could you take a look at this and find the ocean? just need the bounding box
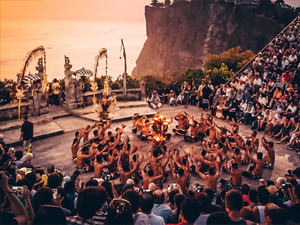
[0,19,147,82]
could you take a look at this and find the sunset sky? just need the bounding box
[0,0,150,21]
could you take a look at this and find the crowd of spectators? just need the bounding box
[2,12,300,225]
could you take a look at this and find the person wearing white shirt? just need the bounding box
[288,52,298,63]
[240,73,248,82]
[253,76,262,86]
[270,56,278,66]
[225,86,232,98]
[286,102,297,115]
[237,99,247,122]
[170,95,178,106]
[286,33,295,42]
[258,94,266,106]
[244,102,255,125]
[281,56,289,70]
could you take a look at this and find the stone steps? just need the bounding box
[3,121,63,147]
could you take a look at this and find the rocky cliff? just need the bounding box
[132,1,285,79]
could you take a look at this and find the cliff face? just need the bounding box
[132,1,285,79]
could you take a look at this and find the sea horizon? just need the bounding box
[0,18,147,82]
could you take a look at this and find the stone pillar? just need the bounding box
[64,56,84,110]
[140,80,146,101]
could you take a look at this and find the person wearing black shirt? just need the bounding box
[202,83,211,111]
[20,115,33,149]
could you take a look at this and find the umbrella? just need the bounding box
[21,73,41,88]
[74,67,93,77]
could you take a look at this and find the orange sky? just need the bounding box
[0,0,150,21]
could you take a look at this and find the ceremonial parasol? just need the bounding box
[21,73,41,88]
[73,67,93,77]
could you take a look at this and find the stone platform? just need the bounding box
[3,104,300,192]
[71,101,156,122]
[0,102,155,146]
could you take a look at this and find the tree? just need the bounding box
[204,63,234,86]
[205,46,254,72]
[143,75,166,97]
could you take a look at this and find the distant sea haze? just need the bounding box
[0,19,146,81]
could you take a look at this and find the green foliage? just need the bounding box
[112,74,140,90]
[175,68,205,85]
[205,46,254,72]
[0,79,17,104]
[205,63,235,86]
[143,75,166,97]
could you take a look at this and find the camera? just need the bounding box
[12,186,24,196]
[52,188,58,200]
[282,183,292,189]
[285,169,293,177]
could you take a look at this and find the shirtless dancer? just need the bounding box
[261,135,275,169]
[184,119,199,142]
[197,117,208,139]
[246,131,259,153]
[94,154,114,179]
[136,115,147,137]
[173,111,190,135]
[132,113,139,133]
[229,118,239,133]
[141,163,164,190]
[193,157,220,192]
[71,129,83,162]
[221,159,242,190]
[242,145,264,179]
[170,153,190,194]
[97,119,112,141]
[141,119,153,141]
[118,150,143,184]
[82,123,97,144]
[76,146,96,173]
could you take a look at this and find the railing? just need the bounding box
[225,14,300,85]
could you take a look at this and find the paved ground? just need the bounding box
[6,104,300,193]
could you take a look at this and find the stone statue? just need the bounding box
[64,55,73,76]
[103,76,109,96]
[36,57,44,76]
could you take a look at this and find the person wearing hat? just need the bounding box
[148,90,162,109]
[267,185,283,207]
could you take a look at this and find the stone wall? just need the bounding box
[0,103,30,121]
[83,89,142,106]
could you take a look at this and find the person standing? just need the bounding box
[181,81,190,108]
[52,79,60,106]
[20,115,33,150]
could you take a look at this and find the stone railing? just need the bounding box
[83,88,142,106]
[0,102,30,121]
